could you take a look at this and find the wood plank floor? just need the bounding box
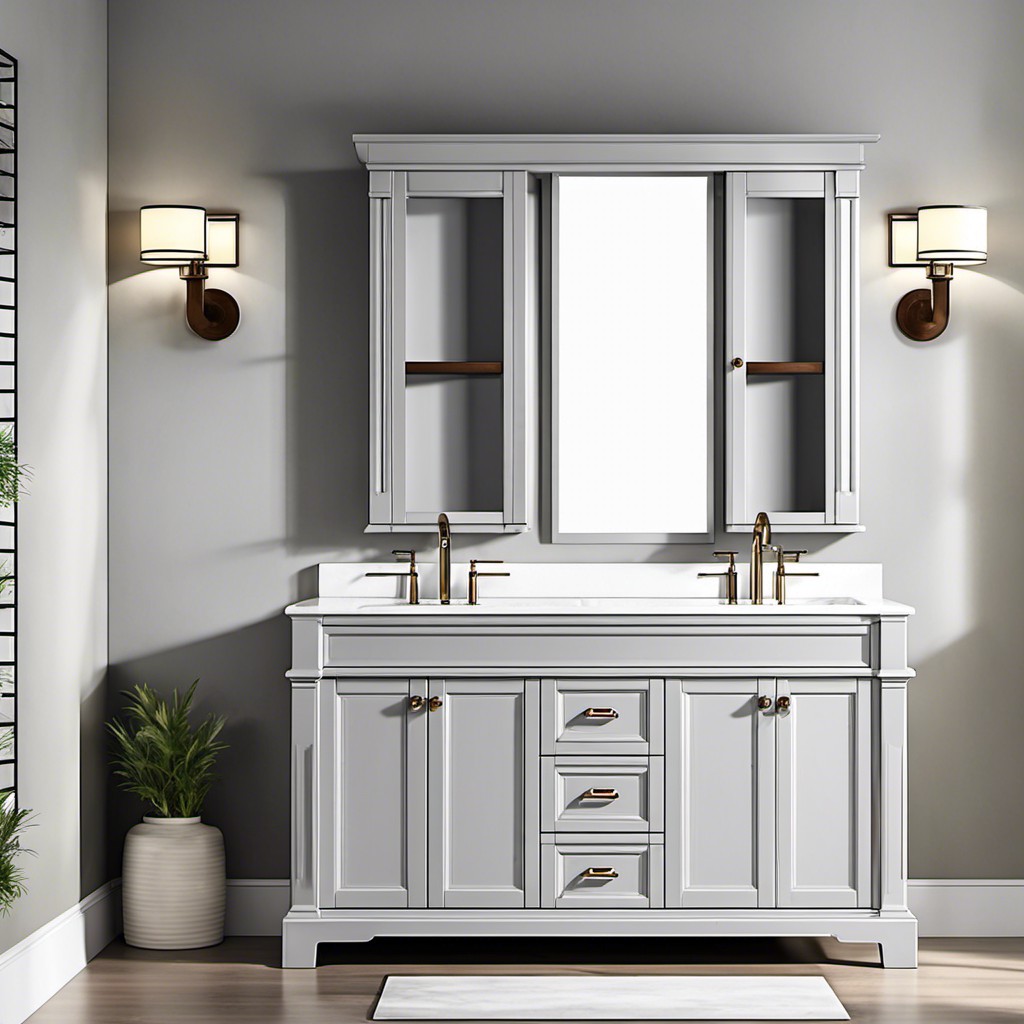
[25,935,1024,1023]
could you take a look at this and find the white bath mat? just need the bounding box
[373,975,850,1020]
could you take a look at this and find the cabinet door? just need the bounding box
[725,170,860,532]
[775,678,872,908]
[368,170,533,533]
[666,679,775,908]
[320,679,426,908]
[427,679,538,907]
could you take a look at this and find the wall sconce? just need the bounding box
[888,205,987,342]
[139,205,240,341]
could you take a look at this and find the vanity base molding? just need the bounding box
[281,909,917,970]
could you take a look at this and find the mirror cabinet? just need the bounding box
[355,135,876,538]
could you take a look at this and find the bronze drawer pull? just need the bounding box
[581,788,619,800]
[583,707,619,719]
[582,866,619,879]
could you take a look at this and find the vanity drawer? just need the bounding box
[541,835,664,908]
[542,679,663,755]
[541,757,663,832]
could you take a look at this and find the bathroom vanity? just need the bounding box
[283,563,916,968]
[283,134,917,969]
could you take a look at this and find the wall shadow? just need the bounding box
[272,168,370,554]
[105,615,292,880]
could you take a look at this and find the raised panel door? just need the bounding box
[666,679,775,908]
[322,679,426,908]
[775,678,872,908]
[427,679,538,907]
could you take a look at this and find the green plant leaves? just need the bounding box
[0,802,33,915]
[0,425,28,508]
[108,679,228,819]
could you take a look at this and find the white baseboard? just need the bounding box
[0,879,121,1024]
[909,879,1024,937]
[226,879,290,936]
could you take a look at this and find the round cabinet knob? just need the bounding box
[732,357,745,368]
[776,696,791,712]
[757,695,772,710]
[428,696,443,713]
[408,695,425,712]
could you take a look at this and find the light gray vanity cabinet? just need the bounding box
[318,677,537,911]
[288,583,916,969]
[725,171,862,533]
[665,678,872,911]
[365,169,538,533]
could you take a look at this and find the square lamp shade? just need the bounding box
[917,205,987,265]
[140,205,207,265]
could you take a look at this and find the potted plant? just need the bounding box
[0,799,32,915]
[109,680,228,949]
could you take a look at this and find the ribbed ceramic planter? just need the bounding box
[122,816,225,949]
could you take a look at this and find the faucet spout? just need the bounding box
[750,511,772,605]
[437,512,451,604]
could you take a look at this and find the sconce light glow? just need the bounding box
[888,204,987,342]
[139,205,240,341]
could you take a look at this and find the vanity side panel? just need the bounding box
[291,680,318,912]
[880,679,910,913]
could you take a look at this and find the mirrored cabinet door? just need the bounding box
[551,175,715,543]
[725,171,861,533]
[368,169,537,533]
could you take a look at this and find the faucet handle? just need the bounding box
[470,558,510,578]
[392,549,417,566]
[468,560,510,605]
[364,550,420,605]
[699,553,738,604]
[781,548,806,563]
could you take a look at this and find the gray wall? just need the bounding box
[107,0,1024,879]
[0,0,107,954]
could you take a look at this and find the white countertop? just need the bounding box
[286,562,913,618]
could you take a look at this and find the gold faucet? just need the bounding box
[437,512,451,604]
[750,511,772,604]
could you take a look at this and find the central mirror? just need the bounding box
[552,174,714,542]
